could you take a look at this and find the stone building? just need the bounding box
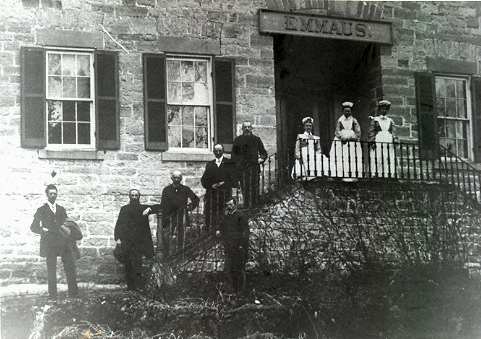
[1,0,481,285]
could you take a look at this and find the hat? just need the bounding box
[342,102,353,108]
[302,117,314,124]
[378,100,391,106]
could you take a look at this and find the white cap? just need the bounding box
[342,102,353,108]
[378,100,391,106]
[302,117,314,124]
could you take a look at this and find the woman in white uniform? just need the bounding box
[329,102,363,180]
[292,117,329,180]
[369,100,398,178]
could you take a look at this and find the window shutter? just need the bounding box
[95,51,120,150]
[415,72,438,160]
[21,47,46,148]
[471,76,481,162]
[214,58,235,152]
[143,54,167,151]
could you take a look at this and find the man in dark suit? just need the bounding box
[201,144,236,233]
[114,189,155,291]
[232,121,268,208]
[30,184,80,300]
[218,197,250,293]
[147,171,200,258]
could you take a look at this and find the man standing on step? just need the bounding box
[232,121,268,208]
[218,197,250,293]
[201,144,236,233]
[114,189,155,291]
[30,184,80,300]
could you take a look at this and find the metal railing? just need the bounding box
[158,139,481,268]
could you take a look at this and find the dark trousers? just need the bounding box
[224,248,246,293]
[239,167,260,208]
[162,211,186,257]
[204,189,230,233]
[46,248,78,299]
[124,250,143,291]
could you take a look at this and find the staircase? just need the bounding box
[159,141,481,274]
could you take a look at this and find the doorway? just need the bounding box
[274,34,382,165]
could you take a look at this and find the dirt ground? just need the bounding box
[2,266,481,339]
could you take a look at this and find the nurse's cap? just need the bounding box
[341,102,353,108]
[378,100,391,106]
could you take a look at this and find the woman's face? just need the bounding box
[304,122,313,133]
[379,106,390,116]
[343,107,352,117]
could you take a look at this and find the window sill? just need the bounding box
[38,150,105,160]
[161,151,215,162]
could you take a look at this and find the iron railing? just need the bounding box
[158,139,481,268]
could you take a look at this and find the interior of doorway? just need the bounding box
[274,34,382,162]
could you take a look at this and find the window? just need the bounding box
[143,54,235,153]
[21,47,119,150]
[435,76,472,160]
[166,57,212,150]
[416,72,481,162]
[46,51,94,148]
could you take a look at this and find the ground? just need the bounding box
[2,265,481,338]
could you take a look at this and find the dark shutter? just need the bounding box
[415,72,438,159]
[471,77,481,162]
[214,58,235,152]
[21,47,46,148]
[143,54,167,151]
[95,51,120,150]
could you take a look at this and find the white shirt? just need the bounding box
[215,156,224,167]
[47,201,57,214]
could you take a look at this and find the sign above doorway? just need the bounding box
[259,9,393,45]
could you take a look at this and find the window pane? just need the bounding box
[457,140,467,158]
[182,126,195,147]
[446,79,456,97]
[456,80,466,98]
[193,82,209,103]
[77,55,90,76]
[78,123,90,144]
[182,83,194,103]
[195,61,207,83]
[438,119,445,137]
[48,122,61,144]
[63,101,75,121]
[182,106,194,126]
[48,76,62,97]
[167,105,181,125]
[445,138,455,152]
[77,78,90,98]
[168,83,181,102]
[445,99,456,117]
[63,122,76,144]
[63,77,76,97]
[181,61,194,82]
[195,107,208,126]
[456,121,465,139]
[167,60,181,82]
[436,98,445,117]
[168,126,182,147]
[63,54,75,76]
[446,121,456,138]
[77,102,90,122]
[457,99,466,118]
[48,53,61,75]
[47,100,62,121]
[195,127,208,148]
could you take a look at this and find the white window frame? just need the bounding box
[165,54,214,153]
[435,74,474,161]
[45,48,96,151]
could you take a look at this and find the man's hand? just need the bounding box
[212,181,225,189]
[142,207,151,216]
[116,239,121,244]
[41,227,49,234]
[216,230,221,237]
[258,157,265,164]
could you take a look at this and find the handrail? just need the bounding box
[160,139,481,268]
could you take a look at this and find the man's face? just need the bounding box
[226,199,236,212]
[46,189,57,204]
[172,174,182,186]
[213,145,224,159]
[129,190,140,204]
[242,123,253,135]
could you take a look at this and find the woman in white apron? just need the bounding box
[369,100,398,178]
[328,102,363,181]
[292,117,329,180]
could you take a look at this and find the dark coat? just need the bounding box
[219,210,250,261]
[31,203,68,257]
[232,134,268,170]
[155,184,200,218]
[201,157,236,192]
[114,203,155,258]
